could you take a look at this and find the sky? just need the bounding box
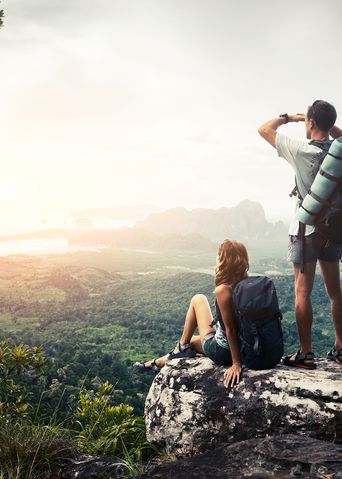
[1,0,342,233]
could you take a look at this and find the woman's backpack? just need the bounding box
[233,276,283,369]
[215,276,283,369]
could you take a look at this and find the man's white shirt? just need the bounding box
[275,132,324,236]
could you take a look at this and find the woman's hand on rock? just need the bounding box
[223,363,242,388]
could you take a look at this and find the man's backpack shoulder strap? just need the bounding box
[289,140,333,202]
[308,139,333,151]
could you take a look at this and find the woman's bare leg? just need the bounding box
[144,353,169,369]
[180,293,215,346]
[144,294,215,368]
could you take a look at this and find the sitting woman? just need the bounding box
[134,239,249,387]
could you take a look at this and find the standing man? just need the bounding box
[258,100,342,368]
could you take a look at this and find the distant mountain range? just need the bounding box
[136,200,287,242]
[0,201,287,254]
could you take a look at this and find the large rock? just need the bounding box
[138,434,342,479]
[145,356,342,455]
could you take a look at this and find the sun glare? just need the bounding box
[0,176,25,201]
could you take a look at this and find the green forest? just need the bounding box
[0,248,338,477]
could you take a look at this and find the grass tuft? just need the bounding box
[0,419,74,479]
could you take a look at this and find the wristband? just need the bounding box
[279,113,289,124]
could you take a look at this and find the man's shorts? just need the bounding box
[287,232,342,263]
[202,332,232,366]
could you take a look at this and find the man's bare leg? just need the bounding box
[291,261,317,360]
[319,260,342,350]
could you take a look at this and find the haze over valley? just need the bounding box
[0,200,288,262]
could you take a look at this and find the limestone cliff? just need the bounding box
[136,201,287,242]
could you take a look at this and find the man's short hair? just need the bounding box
[307,100,337,131]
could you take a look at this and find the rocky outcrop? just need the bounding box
[138,434,342,479]
[55,450,128,478]
[145,356,342,455]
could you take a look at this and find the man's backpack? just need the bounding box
[306,139,342,245]
[216,276,283,370]
[291,139,342,272]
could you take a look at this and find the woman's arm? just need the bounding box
[215,284,241,387]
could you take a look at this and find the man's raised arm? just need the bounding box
[258,114,305,148]
[330,125,342,139]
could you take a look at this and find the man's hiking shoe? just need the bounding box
[167,341,196,360]
[133,359,161,376]
[327,346,342,364]
[282,350,317,370]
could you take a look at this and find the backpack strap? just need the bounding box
[289,140,333,199]
[309,190,332,208]
[319,167,342,184]
[327,151,342,160]
[309,139,333,151]
[289,179,303,201]
[251,321,260,355]
[299,221,306,274]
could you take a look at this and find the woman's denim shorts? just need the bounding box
[202,333,232,366]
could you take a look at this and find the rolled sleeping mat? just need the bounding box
[296,138,342,225]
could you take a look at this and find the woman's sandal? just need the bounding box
[282,350,317,370]
[133,359,161,376]
[167,341,196,360]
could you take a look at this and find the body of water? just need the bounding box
[0,238,105,256]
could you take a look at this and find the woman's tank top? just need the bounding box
[214,301,229,350]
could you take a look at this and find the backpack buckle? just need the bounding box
[289,186,298,198]
[253,334,260,355]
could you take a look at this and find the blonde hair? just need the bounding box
[215,239,249,287]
